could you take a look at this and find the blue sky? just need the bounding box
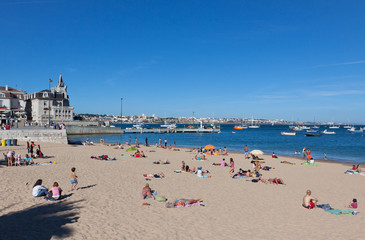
[1,1,365,123]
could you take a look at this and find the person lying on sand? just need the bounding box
[212,158,229,166]
[173,198,202,207]
[302,189,318,209]
[143,172,165,178]
[194,155,206,160]
[257,177,285,185]
[142,183,155,200]
[153,160,170,164]
[281,161,296,165]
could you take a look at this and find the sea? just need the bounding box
[68,124,365,164]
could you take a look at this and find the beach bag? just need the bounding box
[156,195,167,202]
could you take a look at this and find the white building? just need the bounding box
[24,74,74,125]
[0,85,26,125]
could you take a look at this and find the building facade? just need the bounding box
[0,86,26,125]
[24,74,74,125]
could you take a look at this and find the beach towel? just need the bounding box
[233,175,250,179]
[155,195,167,202]
[318,204,359,215]
[119,154,128,157]
[301,162,319,166]
[325,209,359,215]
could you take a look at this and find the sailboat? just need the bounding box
[248,116,260,128]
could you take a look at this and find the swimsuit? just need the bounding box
[305,202,315,209]
[70,178,78,184]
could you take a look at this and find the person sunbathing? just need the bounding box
[281,161,296,165]
[154,160,170,164]
[351,164,361,172]
[142,183,155,200]
[143,172,165,178]
[173,198,202,207]
[302,189,318,209]
[259,177,285,185]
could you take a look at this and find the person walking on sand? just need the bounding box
[302,147,306,159]
[302,189,318,209]
[244,145,249,159]
[70,167,78,191]
[145,137,148,146]
[159,138,161,147]
[164,138,167,147]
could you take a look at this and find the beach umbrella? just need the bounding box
[126,147,137,152]
[250,150,264,155]
[204,144,215,150]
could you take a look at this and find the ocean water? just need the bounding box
[68,124,365,164]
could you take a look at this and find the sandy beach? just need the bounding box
[1,141,364,240]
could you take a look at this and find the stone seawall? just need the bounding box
[0,129,68,144]
[66,125,123,135]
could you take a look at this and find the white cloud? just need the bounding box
[312,60,365,68]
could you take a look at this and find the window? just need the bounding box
[0,93,4,98]
[43,92,48,98]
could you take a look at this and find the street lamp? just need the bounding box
[48,78,52,127]
[120,98,123,129]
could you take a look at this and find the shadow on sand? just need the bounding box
[78,184,97,190]
[0,200,83,240]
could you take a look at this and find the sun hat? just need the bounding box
[198,166,202,169]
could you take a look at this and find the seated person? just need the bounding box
[302,189,318,209]
[351,164,361,172]
[272,152,278,158]
[49,182,62,200]
[142,183,155,200]
[220,158,228,167]
[348,198,358,209]
[181,161,186,171]
[196,166,211,178]
[173,198,202,207]
[24,154,34,165]
[140,151,146,158]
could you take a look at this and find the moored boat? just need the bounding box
[322,129,336,134]
[281,132,296,136]
[305,133,322,137]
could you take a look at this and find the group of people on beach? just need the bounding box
[31,167,78,200]
[4,141,44,167]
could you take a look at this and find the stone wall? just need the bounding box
[66,125,123,135]
[0,129,68,144]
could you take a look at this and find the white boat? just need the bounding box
[160,121,176,129]
[289,126,304,131]
[248,116,260,128]
[329,124,340,129]
[343,125,352,129]
[348,127,363,133]
[281,132,296,136]
[312,125,320,129]
[322,129,336,134]
[306,129,318,133]
[301,126,311,130]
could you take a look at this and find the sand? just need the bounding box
[1,141,364,240]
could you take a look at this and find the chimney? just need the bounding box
[5,85,8,91]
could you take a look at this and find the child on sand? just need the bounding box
[50,182,62,200]
[70,167,78,191]
[348,198,358,209]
